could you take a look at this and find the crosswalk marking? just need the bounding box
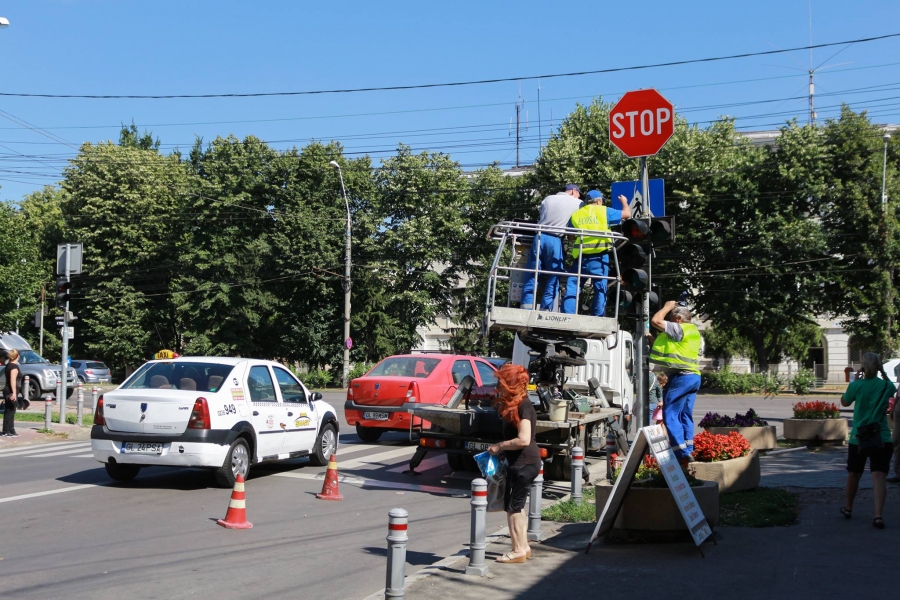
[337,446,415,470]
[72,454,96,459]
[0,442,91,458]
[0,441,81,456]
[28,446,96,458]
[333,443,382,457]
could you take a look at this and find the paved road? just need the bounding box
[0,392,841,599]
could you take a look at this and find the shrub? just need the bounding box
[698,409,768,428]
[692,431,752,462]
[790,369,816,395]
[303,369,333,389]
[759,372,786,397]
[700,368,786,395]
[348,362,373,381]
[792,401,840,419]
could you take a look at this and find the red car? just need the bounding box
[345,354,499,442]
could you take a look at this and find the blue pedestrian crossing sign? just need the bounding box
[611,179,665,218]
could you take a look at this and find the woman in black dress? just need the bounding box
[487,364,542,563]
[3,349,21,437]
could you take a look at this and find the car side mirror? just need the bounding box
[309,392,322,404]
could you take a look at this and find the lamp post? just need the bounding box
[882,133,892,212]
[329,160,352,389]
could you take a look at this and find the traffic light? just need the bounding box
[56,277,71,309]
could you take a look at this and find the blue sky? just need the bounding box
[0,0,898,201]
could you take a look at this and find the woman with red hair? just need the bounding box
[487,363,542,563]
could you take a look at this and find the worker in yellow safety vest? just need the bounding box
[650,300,702,461]
[562,190,631,316]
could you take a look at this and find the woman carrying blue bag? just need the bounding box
[487,364,541,564]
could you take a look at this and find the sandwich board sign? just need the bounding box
[587,425,712,551]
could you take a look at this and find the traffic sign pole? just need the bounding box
[641,156,651,428]
[59,244,70,423]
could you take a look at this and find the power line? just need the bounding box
[2,33,900,100]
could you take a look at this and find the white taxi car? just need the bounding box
[91,357,338,487]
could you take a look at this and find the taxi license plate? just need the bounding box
[121,442,163,454]
[363,411,390,421]
[466,441,491,452]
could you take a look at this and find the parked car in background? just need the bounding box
[71,360,112,384]
[0,331,77,403]
[344,354,499,442]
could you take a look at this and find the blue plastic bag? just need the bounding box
[474,451,499,477]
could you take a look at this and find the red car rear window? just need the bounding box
[368,357,441,378]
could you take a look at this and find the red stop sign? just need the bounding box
[608,89,674,158]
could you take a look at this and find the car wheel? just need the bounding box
[105,462,141,481]
[309,423,337,466]
[215,438,251,488]
[78,376,86,384]
[544,454,571,481]
[355,424,382,443]
[27,380,40,404]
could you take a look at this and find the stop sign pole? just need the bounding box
[608,89,675,430]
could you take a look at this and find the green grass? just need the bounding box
[719,488,800,527]
[12,411,94,426]
[541,486,597,522]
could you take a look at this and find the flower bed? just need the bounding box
[699,409,776,450]
[595,480,719,538]
[689,431,760,493]
[783,401,848,445]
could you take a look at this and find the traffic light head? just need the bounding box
[56,277,71,309]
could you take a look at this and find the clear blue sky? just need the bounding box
[0,0,898,201]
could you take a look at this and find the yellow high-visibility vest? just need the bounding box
[569,203,612,258]
[649,323,701,374]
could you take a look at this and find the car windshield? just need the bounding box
[87,362,107,369]
[18,350,50,365]
[368,357,441,378]
[122,361,235,392]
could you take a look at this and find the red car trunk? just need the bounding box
[350,377,417,407]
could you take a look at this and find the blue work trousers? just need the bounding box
[662,372,701,459]
[520,233,565,311]
[562,253,609,316]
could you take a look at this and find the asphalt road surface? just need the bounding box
[0,391,834,599]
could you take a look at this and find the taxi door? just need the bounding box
[272,366,318,455]
[246,364,289,459]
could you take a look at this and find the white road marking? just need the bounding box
[332,443,383,457]
[0,441,82,456]
[0,442,91,458]
[0,484,100,504]
[273,471,462,495]
[387,454,448,474]
[337,446,415,470]
[71,454,96,459]
[28,446,97,457]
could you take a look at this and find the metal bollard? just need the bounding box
[571,447,584,502]
[466,478,489,576]
[44,396,53,430]
[385,508,408,599]
[22,375,30,409]
[527,465,544,542]
[55,378,62,423]
[91,388,99,414]
[76,381,84,427]
[606,429,618,481]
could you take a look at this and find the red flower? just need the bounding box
[792,401,840,419]
[692,431,751,462]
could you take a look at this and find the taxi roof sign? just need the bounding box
[154,349,180,360]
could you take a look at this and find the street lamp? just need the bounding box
[882,133,892,212]
[329,160,352,389]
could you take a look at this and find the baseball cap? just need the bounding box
[585,190,604,201]
[565,184,581,193]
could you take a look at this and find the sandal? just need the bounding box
[525,548,533,559]
[839,507,852,520]
[496,551,527,564]
[873,517,885,530]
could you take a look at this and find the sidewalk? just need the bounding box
[398,448,896,599]
[0,417,91,445]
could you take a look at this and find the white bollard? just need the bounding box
[55,378,63,424]
[44,395,53,431]
[385,508,408,599]
[91,387,99,414]
[21,375,30,410]
[527,465,544,542]
[76,381,84,427]
[466,478,489,576]
[571,447,584,502]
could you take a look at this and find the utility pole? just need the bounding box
[329,161,352,389]
[515,100,522,168]
[808,70,817,124]
[60,245,71,422]
[39,286,45,356]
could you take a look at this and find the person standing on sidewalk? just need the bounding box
[520,184,583,312]
[840,352,895,529]
[2,349,21,437]
[561,190,631,316]
[649,301,701,461]
[487,364,541,564]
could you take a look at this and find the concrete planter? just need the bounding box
[705,426,777,451]
[595,480,719,536]
[688,450,760,493]
[783,418,848,445]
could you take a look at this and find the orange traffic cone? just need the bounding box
[217,474,253,529]
[316,452,344,501]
